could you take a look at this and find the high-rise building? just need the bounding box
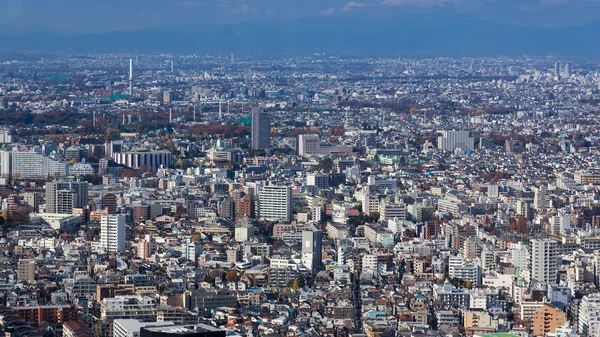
[163,91,174,104]
[579,293,600,336]
[555,61,561,78]
[251,104,270,150]
[516,199,532,220]
[451,225,476,250]
[529,238,557,285]
[236,194,254,220]
[258,185,291,221]
[565,62,573,77]
[17,258,35,283]
[22,192,40,213]
[302,229,323,271]
[298,134,320,156]
[186,196,196,220]
[100,215,126,253]
[102,193,118,213]
[46,180,89,214]
[533,184,549,211]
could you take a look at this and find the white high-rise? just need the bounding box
[100,215,126,253]
[258,185,292,221]
[529,239,557,285]
[579,293,600,336]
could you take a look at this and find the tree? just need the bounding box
[11,206,30,226]
[292,275,305,290]
[225,270,239,282]
[317,157,334,173]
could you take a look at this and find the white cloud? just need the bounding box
[341,1,369,12]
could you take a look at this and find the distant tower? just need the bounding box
[231,53,234,63]
[555,62,561,78]
[251,103,270,150]
[219,101,222,120]
[565,62,573,77]
[129,58,133,96]
[171,60,174,73]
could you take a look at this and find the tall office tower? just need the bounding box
[258,185,291,221]
[529,239,558,285]
[302,229,323,271]
[17,258,35,283]
[251,104,270,150]
[100,215,126,253]
[555,62,561,78]
[298,134,321,156]
[565,62,573,77]
[46,180,89,214]
[533,184,549,211]
[437,130,475,152]
[129,58,134,96]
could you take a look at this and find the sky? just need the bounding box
[1,0,600,33]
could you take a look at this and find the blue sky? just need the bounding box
[1,0,599,33]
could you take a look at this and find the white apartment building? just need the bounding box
[529,238,557,285]
[100,215,126,253]
[258,185,292,221]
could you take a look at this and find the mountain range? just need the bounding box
[1,16,599,57]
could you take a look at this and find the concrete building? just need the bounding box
[579,293,600,337]
[113,150,171,171]
[530,238,557,285]
[113,319,174,337]
[46,180,89,214]
[251,105,270,150]
[533,303,567,336]
[17,258,35,283]
[100,215,126,253]
[298,134,320,156]
[258,185,291,221]
[437,130,474,152]
[302,229,323,271]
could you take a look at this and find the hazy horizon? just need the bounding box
[1,0,600,34]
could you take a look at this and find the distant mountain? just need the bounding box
[1,16,600,57]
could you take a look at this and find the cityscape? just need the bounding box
[2,14,600,337]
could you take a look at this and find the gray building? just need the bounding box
[251,104,270,150]
[302,229,323,271]
[46,180,89,214]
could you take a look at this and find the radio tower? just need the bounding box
[129,58,134,96]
